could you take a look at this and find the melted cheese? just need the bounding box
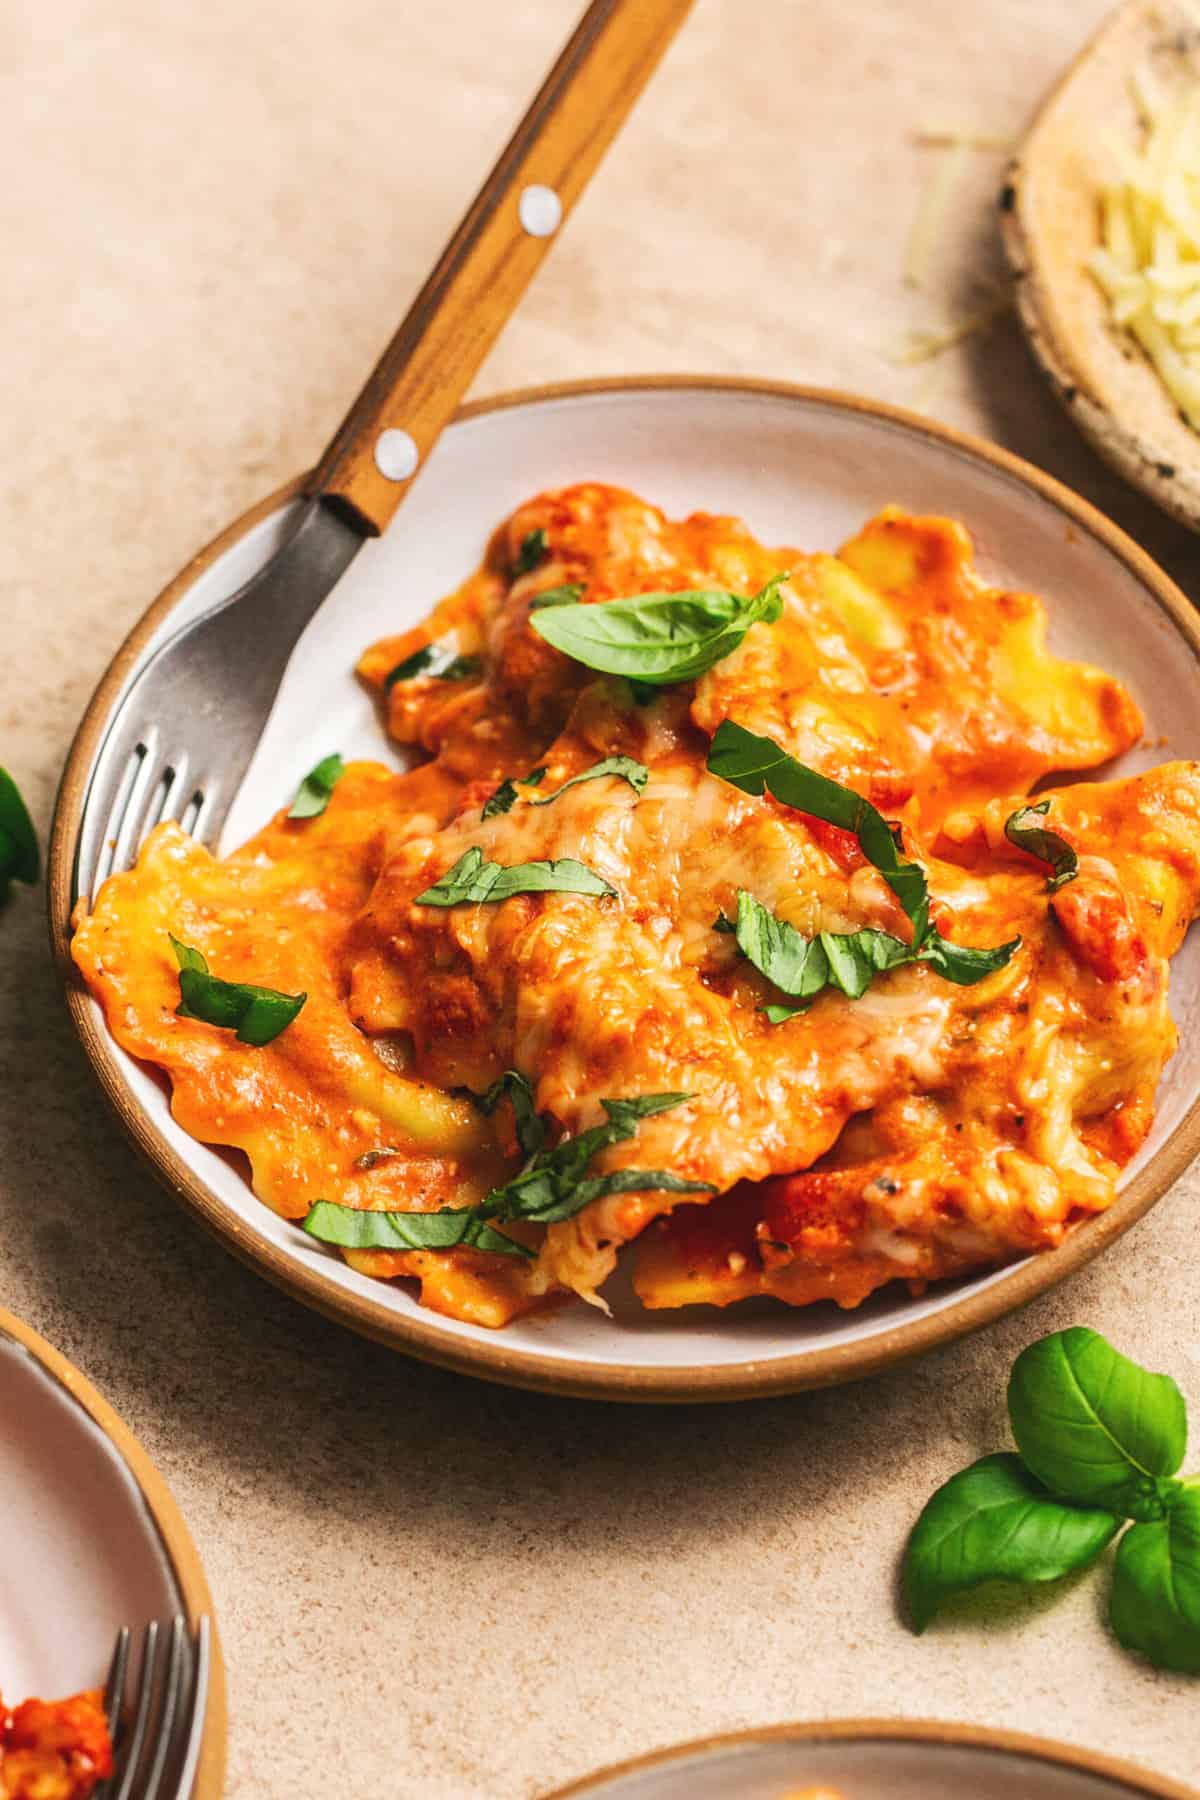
[71,485,1200,1327]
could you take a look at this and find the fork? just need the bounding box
[70,0,693,906]
[96,1616,210,1800]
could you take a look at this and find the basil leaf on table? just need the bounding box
[169,935,306,1046]
[481,767,547,820]
[384,642,482,688]
[707,719,931,936]
[415,846,616,906]
[528,583,584,611]
[478,1069,545,1159]
[528,756,648,807]
[513,527,549,576]
[1005,800,1079,891]
[0,767,39,894]
[1008,1327,1188,1518]
[903,1453,1120,1632]
[1110,1487,1200,1673]
[528,574,788,687]
[288,752,345,819]
[302,1200,533,1258]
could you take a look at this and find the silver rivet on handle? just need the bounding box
[374,428,420,482]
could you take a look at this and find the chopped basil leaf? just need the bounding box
[168,934,306,1045]
[707,719,930,936]
[529,574,788,687]
[384,642,481,688]
[628,679,659,706]
[481,766,547,820]
[529,583,584,611]
[288,752,345,819]
[478,1069,545,1158]
[708,722,1020,1000]
[713,910,736,934]
[731,890,913,1015]
[762,1001,810,1023]
[0,767,39,893]
[481,1091,711,1227]
[919,930,1022,985]
[414,845,616,906]
[302,1200,533,1258]
[513,527,549,576]
[304,1089,711,1257]
[1005,801,1079,892]
[528,756,648,807]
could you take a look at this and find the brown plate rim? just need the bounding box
[48,372,1200,1402]
[539,1716,1198,1798]
[0,1303,227,1795]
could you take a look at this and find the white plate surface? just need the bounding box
[0,1327,183,1698]
[75,384,1200,1382]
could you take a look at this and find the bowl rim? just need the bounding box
[540,1716,1198,1798]
[0,1303,227,1795]
[48,372,1200,1402]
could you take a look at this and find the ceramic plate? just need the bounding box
[544,1720,1196,1799]
[0,1306,224,1793]
[50,378,1200,1400]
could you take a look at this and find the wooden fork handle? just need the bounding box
[308,0,694,537]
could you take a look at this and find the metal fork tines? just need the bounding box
[98,1615,210,1800]
[73,499,363,906]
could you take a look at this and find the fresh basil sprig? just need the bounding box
[0,767,39,898]
[1004,801,1079,891]
[481,767,547,820]
[528,756,648,807]
[1008,1326,1187,1519]
[288,753,345,819]
[904,1327,1200,1673]
[904,1453,1120,1631]
[513,527,549,576]
[415,846,616,906]
[1111,1491,1200,1673]
[709,723,1019,1014]
[528,575,788,687]
[169,935,306,1045]
[303,1089,713,1258]
[384,642,482,688]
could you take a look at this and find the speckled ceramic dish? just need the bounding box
[1002,0,1200,529]
[543,1719,1197,1799]
[0,1305,225,1794]
[49,377,1200,1401]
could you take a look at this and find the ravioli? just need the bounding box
[72,483,1200,1327]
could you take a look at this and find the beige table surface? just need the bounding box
[3,1,1199,1794]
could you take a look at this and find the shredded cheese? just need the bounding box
[905,141,971,289]
[913,123,1014,151]
[885,290,1013,366]
[1087,66,1200,428]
